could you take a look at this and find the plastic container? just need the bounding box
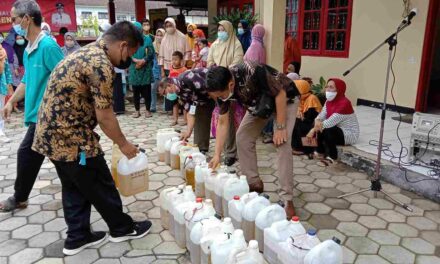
[164,136,180,165]
[233,240,265,264]
[117,152,149,197]
[278,229,320,264]
[214,169,234,216]
[111,143,122,187]
[186,199,216,248]
[242,195,270,242]
[195,162,208,197]
[304,237,343,264]
[190,216,222,264]
[159,186,178,229]
[180,146,200,177]
[255,203,286,252]
[264,216,306,264]
[184,156,197,190]
[174,198,201,248]
[222,175,249,217]
[168,185,194,236]
[200,218,235,264]
[170,141,185,170]
[205,169,217,207]
[211,229,247,264]
[157,128,179,161]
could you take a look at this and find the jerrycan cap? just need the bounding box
[307,229,317,236]
[233,195,240,200]
[196,197,203,203]
[249,240,259,249]
[332,237,341,244]
[291,216,300,222]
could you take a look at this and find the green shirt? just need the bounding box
[22,33,64,125]
[128,34,155,86]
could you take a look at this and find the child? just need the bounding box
[193,39,209,68]
[159,77,180,126]
[167,51,187,125]
[0,44,12,143]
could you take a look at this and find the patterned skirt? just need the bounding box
[211,102,246,138]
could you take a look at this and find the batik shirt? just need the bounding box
[173,67,213,111]
[218,61,299,115]
[32,40,114,162]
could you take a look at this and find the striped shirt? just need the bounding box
[317,105,360,145]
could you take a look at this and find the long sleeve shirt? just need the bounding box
[317,104,360,145]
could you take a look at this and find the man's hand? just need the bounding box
[208,154,221,170]
[273,128,288,146]
[180,130,191,141]
[119,141,139,159]
[1,102,13,120]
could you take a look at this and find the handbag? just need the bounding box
[301,136,318,147]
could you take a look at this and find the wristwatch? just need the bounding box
[275,123,286,130]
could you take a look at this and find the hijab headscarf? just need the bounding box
[153,28,165,55]
[186,23,197,50]
[61,32,80,56]
[238,19,252,54]
[208,20,243,67]
[159,18,191,69]
[295,80,322,115]
[0,44,6,73]
[243,24,266,64]
[4,27,18,63]
[13,36,27,66]
[325,78,354,118]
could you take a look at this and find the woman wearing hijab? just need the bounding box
[185,23,197,68]
[158,18,191,78]
[237,19,252,54]
[307,78,359,165]
[243,24,266,64]
[292,80,322,156]
[129,21,155,118]
[191,29,207,69]
[151,28,165,113]
[41,22,57,42]
[208,20,245,166]
[61,32,80,56]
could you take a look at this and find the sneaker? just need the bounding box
[0,196,28,212]
[109,220,152,243]
[225,157,237,166]
[63,231,108,256]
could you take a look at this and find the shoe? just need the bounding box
[63,231,108,256]
[0,196,28,212]
[284,201,296,220]
[249,179,264,194]
[225,157,236,166]
[109,220,152,243]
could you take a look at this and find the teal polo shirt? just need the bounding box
[22,33,64,126]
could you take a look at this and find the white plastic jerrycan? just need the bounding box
[186,199,216,248]
[255,203,286,252]
[214,169,234,216]
[195,161,209,197]
[170,141,185,170]
[304,237,343,264]
[204,168,217,206]
[228,196,244,229]
[180,145,200,177]
[164,136,180,165]
[117,151,149,197]
[168,185,195,236]
[222,174,249,218]
[159,186,178,229]
[174,197,201,248]
[264,216,306,264]
[201,217,235,264]
[157,128,179,162]
[278,229,320,264]
[233,240,265,264]
[211,229,247,264]
[242,194,270,242]
[190,216,222,264]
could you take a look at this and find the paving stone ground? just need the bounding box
[1,105,440,264]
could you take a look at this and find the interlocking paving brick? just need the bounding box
[300,193,325,202]
[0,217,27,231]
[337,222,368,237]
[368,198,395,209]
[388,223,419,237]
[29,194,53,205]
[44,218,67,232]
[28,211,57,224]
[377,210,406,223]
[425,211,440,225]
[64,249,99,264]
[0,231,8,243]
[412,199,440,211]
[318,188,345,198]
[304,203,331,214]
[407,217,438,231]
[349,204,377,216]
[93,259,121,264]
[330,175,353,184]
[355,255,391,264]
[34,258,64,264]
[29,232,60,248]
[12,224,42,239]
[9,248,43,264]
[13,205,41,216]
[331,209,358,222]
[99,241,131,258]
[324,198,351,209]
[342,246,357,264]
[314,179,337,188]
[308,215,339,229]
[0,239,26,256]
[358,216,387,229]
[131,234,163,250]
[379,246,415,264]
[415,255,440,264]
[42,200,63,211]
[336,183,360,193]
[342,194,368,204]
[368,230,401,245]
[421,231,440,246]
[317,229,347,244]
[346,237,379,254]
[296,183,319,193]
[401,238,436,254]
[153,241,186,255]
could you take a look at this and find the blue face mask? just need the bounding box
[237,28,244,35]
[166,93,178,101]
[218,31,228,42]
[13,24,27,37]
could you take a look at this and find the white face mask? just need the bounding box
[220,91,233,102]
[326,91,338,101]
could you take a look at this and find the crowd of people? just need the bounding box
[0,0,360,257]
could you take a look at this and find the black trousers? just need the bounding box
[317,126,345,159]
[194,102,215,152]
[14,123,45,202]
[51,155,134,247]
[133,84,152,112]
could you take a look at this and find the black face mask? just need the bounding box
[117,46,132,69]
[188,32,193,38]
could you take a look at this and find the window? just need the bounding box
[116,15,126,21]
[286,0,353,57]
[81,11,92,19]
[130,16,136,21]
[98,12,108,20]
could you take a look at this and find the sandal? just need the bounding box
[0,196,28,212]
[145,112,153,118]
[132,112,141,118]
[262,136,273,144]
[171,121,178,126]
[313,151,325,160]
[292,150,305,156]
[318,157,337,167]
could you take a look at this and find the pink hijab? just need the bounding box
[243,24,266,64]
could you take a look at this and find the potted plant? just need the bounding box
[311,76,327,105]
[211,9,259,40]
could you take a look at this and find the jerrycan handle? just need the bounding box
[126,148,146,164]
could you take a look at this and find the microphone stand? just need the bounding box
[337,20,413,212]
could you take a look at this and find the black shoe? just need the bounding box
[63,231,108,256]
[109,220,152,243]
[225,157,236,166]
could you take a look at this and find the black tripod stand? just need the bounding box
[337,19,413,212]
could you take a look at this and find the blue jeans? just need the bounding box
[151,79,159,112]
[263,117,274,135]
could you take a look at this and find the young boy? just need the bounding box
[167,51,187,125]
[195,39,209,68]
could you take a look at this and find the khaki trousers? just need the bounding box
[236,99,299,201]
